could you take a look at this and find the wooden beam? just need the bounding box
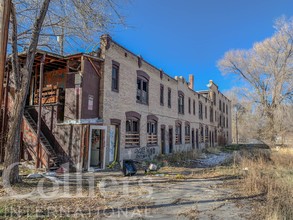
[0,0,11,114]
[87,57,101,78]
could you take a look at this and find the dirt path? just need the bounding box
[0,152,254,219]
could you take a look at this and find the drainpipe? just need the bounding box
[36,54,46,169]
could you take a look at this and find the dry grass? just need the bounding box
[237,148,293,220]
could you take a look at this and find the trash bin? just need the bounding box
[122,160,137,176]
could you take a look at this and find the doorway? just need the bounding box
[169,128,173,153]
[191,129,195,149]
[196,129,199,148]
[161,127,165,154]
[88,126,107,170]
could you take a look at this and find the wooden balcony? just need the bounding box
[34,86,64,105]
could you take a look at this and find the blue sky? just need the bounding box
[111,0,293,91]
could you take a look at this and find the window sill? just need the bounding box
[136,100,148,106]
[125,145,140,149]
[112,89,119,93]
[147,144,158,147]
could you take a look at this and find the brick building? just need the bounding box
[2,35,232,171]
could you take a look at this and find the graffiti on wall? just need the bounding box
[134,146,156,160]
[109,126,115,162]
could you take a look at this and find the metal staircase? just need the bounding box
[23,110,61,169]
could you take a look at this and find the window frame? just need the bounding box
[125,111,141,147]
[199,101,203,119]
[178,92,184,115]
[136,77,149,105]
[175,121,182,145]
[147,115,158,146]
[168,87,171,108]
[160,84,164,106]
[111,61,120,92]
[185,122,190,144]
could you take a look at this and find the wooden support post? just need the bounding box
[36,54,46,169]
[0,0,11,109]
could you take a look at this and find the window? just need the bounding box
[168,88,171,108]
[223,116,225,127]
[219,115,222,127]
[215,129,218,143]
[125,112,140,146]
[199,101,203,119]
[223,102,225,113]
[188,98,191,114]
[226,117,228,128]
[199,124,204,142]
[160,84,164,105]
[205,106,207,119]
[112,62,119,92]
[219,100,222,111]
[205,126,209,142]
[193,100,195,115]
[178,92,184,114]
[213,92,216,106]
[185,123,190,143]
[137,77,148,104]
[175,121,182,144]
[210,107,213,122]
[226,104,228,115]
[147,116,158,145]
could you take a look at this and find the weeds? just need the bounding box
[237,148,293,220]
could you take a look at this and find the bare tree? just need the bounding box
[3,0,126,184]
[218,17,293,146]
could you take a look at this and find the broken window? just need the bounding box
[137,77,148,104]
[125,118,140,146]
[205,126,209,142]
[185,123,190,144]
[147,120,158,145]
[175,122,182,144]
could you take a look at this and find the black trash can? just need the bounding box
[122,160,137,176]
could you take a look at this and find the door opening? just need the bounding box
[169,128,173,153]
[161,127,165,154]
[192,129,195,149]
[88,126,107,170]
[196,129,199,148]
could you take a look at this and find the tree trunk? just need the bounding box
[3,0,51,185]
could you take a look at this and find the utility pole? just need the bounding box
[0,0,11,107]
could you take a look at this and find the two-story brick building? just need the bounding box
[2,35,232,171]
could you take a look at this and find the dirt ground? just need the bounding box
[0,152,257,220]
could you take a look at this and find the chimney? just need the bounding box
[188,74,194,90]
